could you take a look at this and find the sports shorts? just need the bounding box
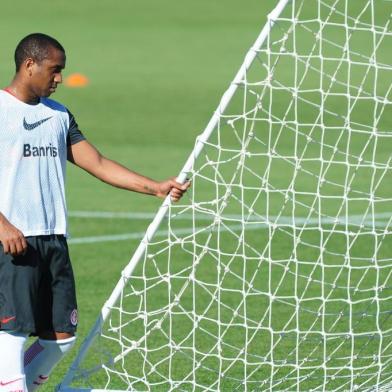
[0,235,78,335]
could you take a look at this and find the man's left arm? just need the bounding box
[68,140,189,201]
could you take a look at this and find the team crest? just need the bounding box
[70,309,78,326]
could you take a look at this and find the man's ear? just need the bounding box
[24,57,35,77]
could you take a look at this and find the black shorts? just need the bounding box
[0,235,78,335]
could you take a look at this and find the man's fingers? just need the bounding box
[170,187,185,197]
[1,235,27,256]
[170,188,186,202]
[168,180,191,202]
[8,241,17,256]
[15,237,27,256]
[156,178,191,200]
[181,181,191,191]
[178,180,191,191]
[2,241,10,255]
[15,242,23,256]
[170,180,191,192]
[21,236,28,253]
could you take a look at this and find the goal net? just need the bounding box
[60,0,392,390]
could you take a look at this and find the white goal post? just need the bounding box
[59,0,392,391]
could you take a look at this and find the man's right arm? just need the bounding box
[0,213,27,256]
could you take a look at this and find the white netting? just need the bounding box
[62,0,392,391]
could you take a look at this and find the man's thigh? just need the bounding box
[0,236,78,335]
[35,235,78,335]
[0,237,41,333]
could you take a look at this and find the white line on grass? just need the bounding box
[69,211,156,219]
[68,223,253,245]
[69,210,392,221]
[68,211,392,245]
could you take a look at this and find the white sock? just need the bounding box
[24,336,76,391]
[0,331,27,392]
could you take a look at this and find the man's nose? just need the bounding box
[54,72,63,84]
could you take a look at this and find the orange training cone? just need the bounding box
[64,73,89,88]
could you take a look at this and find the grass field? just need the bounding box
[1,1,392,391]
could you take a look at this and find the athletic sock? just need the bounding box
[24,336,76,391]
[0,331,27,392]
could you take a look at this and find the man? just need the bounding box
[0,33,189,392]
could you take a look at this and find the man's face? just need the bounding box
[28,47,66,98]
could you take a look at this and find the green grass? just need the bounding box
[1,0,392,391]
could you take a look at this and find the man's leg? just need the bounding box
[24,332,76,391]
[0,331,27,392]
[0,238,41,392]
[24,235,78,390]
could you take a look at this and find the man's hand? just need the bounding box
[156,179,190,202]
[0,216,27,256]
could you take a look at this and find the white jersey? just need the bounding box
[0,90,85,236]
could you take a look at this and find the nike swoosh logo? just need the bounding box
[33,375,49,386]
[23,116,53,130]
[0,378,22,386]
[0,316,15,324]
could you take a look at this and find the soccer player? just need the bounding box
[0,33,189,392]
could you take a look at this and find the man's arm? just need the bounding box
[0,213,27,256]
[68,140,189,201]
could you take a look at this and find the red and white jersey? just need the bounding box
[0,89,85,236]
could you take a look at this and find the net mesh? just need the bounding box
[65,0,392,390]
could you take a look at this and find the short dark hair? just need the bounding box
[14,33,65,72]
